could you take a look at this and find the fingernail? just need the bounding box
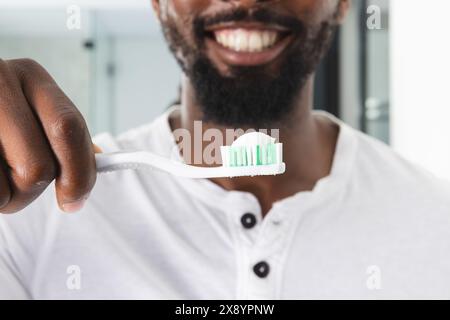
[62,196,88,213]
[93,144,103,153]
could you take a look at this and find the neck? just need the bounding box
[169,73,339,216]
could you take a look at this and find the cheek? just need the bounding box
[166,0,211,37]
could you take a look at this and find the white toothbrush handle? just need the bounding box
[95,151,285,179]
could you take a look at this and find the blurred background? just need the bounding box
[0,0,449,180]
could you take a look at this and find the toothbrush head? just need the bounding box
[96,132,285,178]
[220,132,285,176]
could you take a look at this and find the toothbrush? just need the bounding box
[95,132,285,178]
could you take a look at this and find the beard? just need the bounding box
[162,7,338,128]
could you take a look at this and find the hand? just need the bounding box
[0,58,98,213]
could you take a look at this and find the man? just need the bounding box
[1,0,450,299]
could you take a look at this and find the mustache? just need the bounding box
[194,7,305,37]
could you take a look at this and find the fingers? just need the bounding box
[8,59,97,213]
[0,59,57,213]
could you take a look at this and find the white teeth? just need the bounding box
[262,31,271,48]
[269,32,277,45]
[249,32,263,52]
[214,29,279,52]
[217,32,226,45]
[235,30,248,52]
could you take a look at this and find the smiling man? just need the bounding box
[1,0,450,300]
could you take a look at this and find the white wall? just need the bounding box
[391,0,450,180]
[112,35,180,134]
[0,6,180,136]
[0,37,91,118]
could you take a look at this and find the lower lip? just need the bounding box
[205,34,294,67]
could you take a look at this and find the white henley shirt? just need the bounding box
[1,107,450,299]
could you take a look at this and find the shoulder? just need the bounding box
[346,125,450,210]
[93,108,175,157]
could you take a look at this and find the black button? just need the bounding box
[253,261,270,278]
[241,213,257,229]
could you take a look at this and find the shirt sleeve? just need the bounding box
[0,184,55,300]
[0,227,29,299]
[0,132,118,300]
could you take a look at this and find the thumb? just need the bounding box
[93,143,103,154]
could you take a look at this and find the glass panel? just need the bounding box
[363,0,390,143]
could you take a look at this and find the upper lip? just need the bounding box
[205,21,290,33]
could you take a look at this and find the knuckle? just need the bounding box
[7,58,41,80]
[14,160,56,190]
[0,61,16,92]
[49,110,86,143]
[8,58,40,70]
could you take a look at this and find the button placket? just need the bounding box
[224,192,264,299]
[247,255,276,299]
[231,194,263,245]
[225,193,297,299]
[241,212,257,229]
[245,207,294,299]
[253,261,270,278]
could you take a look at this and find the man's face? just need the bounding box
[153,0,348,127]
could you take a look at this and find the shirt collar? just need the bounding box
[156,106,358,212]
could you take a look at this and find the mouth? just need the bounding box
[204,23,294,67]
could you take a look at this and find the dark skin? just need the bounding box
[156,0,349,215]
[0,0,349,215]
[173,76,339,215]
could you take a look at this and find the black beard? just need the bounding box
[162,8,337,128]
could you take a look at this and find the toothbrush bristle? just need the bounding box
[220,143,283,168]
